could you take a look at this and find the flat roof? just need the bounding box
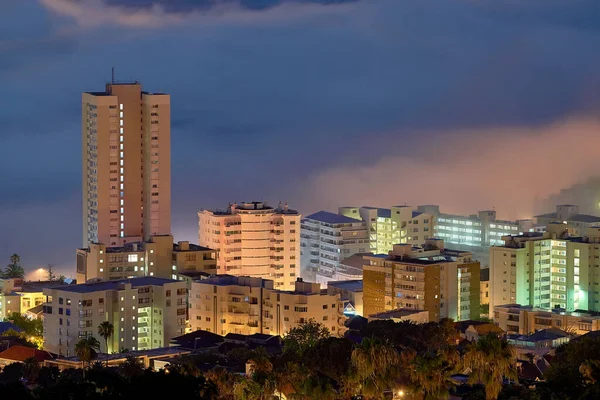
[173,243,214,252]
[49,277,180,294]
[305,211,360,225]
[51,346,188,363]
[370,308,426,319]
[328,280,363,292]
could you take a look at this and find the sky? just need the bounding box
[2,0,600,277]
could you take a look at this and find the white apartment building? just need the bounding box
[339,206,435,253]
[198,202,300,291]
[300,211,369,287]
[76,234,217,283]
[190,276,346,337]
[43,277,186,356]
[82,80,171,248]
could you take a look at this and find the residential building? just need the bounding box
[76,235,217,283]
[0,346,53,369]
[507,328,573,357]
[198,202,300,291]
[82,79,170,248]
[327,280,363,316]
[480,268,490,317]
[489,223,600,313]
[0,279,22,319]
[300,211,369,287]
[339,206,435,253]
[189,276,346,337]
[535,204,600,236]
[43,277,187,356]
[367,309,430,324]
[493,303,600,335]
[455,320,504,341]
[417,205,534,267]
[363,239,480,321]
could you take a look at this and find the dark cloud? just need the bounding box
[1,0,600,274]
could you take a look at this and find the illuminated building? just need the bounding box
[327,280,363,316]
[300,211,369,287]
[339,206,435,253]
[362,239,480,321]
[82,80,171,248]
[189,276,346,337]
[489,223,600,313]
[198,202,300,291]
[43,277,187,356]
[0,279,22,319]
[76,235,217,283]
[535,204,600,236]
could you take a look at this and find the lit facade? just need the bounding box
[489,223,600,313]
[300,211,369,287]
[82,81,170,248]
[198,202,300,291]
[0,279,22,319]
[189,276,346,337]
[43,277,186,356]
[76,234,217,283]
[363,240,480,321]
[339,206,435,253]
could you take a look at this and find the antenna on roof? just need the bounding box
[112,67,115,84]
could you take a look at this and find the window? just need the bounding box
[128,254,138,262]
[166,290,171,297]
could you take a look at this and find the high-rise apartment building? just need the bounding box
[198,202,300,291]
[363,240,480,321]
[300,211,370,287]
[189,276,346,337]
[82,80,170,248]
[489,223,600,313]
[339,206,435,253]
[43,277,186,356]
[536,204,600,236]
[76,234,217,283]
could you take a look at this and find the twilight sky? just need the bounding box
[3,0,600,276]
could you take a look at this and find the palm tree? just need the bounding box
[350,338,400,399]
[4,254,25,279]
[22,357,41,384]
[463,334,517,400]
[409,349,458,400]
[119,355,144,380]
[74,336,101,379]
[97,321,114,365]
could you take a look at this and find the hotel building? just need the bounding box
[189,276,346,337]
[489,223,600,313]
[339,206,435,253]
[300,211,369,287]
[43,277,186,356]
[198,202,300,291]
[76,234,217,283]
[82,80,170,248]
[363,239,480,321]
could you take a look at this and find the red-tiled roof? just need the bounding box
[0,345,52,362]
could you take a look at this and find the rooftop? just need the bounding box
[19,281,71,293]
[173,242,214,252]
[305,211,361,225]
[535,212,600,223]
[340,253,372,270]
[369,308,427,319]
[509,327,572,343]
[207,201,299,216]
[51,347,188,363]
[0,345,53,362]
[47,277,180,294]
[0,322,23,336]
[328,280,363,293]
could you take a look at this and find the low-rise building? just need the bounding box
[0,279,22,319]
[0,345,53,369]
[480,268,490,317]
[43,277,187,356]
[190,276,346,337]
[367,309,429,324]
[536,204,600,237]
[327,280,363,316]
[493,303,600,335]
[76,235,217,283]
[507,328,573,357]
[363,239,480,321]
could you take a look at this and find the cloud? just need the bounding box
[38,0,359,27]
[295,118,600,221]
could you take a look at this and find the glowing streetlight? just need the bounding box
[38,268,45,281]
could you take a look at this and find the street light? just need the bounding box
[38,268,45,281]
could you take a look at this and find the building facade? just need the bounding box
[43,277,186,356]
[0,279,22,319]
[300,211,369,287]
[76,235,217,283]
[82,80,171,248]
[493,304,600,335]
[536,204,600,236]
[198,202,300,291]
[327,280,363,317]
[189,276,346,337]
[489,223,600,313]
[363,240,480,321]
[339,206,435,253]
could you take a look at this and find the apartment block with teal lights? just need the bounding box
[490,223,600,313]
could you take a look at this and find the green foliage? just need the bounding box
[283,318,330,356]
[4,311,43,337]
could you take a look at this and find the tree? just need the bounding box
[349,338,401,399]
[3,254,24,279]
[283,319,330,356]
[22,357,41,384]
[206,366,239,400]
[74,336,101,378]
[409,348,458,400]
[119,355,144,380]
[47,264,56,281]
[463,334,517,400]
[97,321,114,365]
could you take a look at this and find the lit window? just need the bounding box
[99,259,104,263]
[120,152,124,158]
[121,317,124,322]
[121,297,124,301]
[120,184,124,190]
[120,127,124,134]
[172,265,176,271]
[150,250,154,254]
[100,268,103,272]
[150,262,154,266]
[99,250,103,254]
[120,200,124,206]
[134,266,139,272]
[120,231,124,237]
[121,307,124,311]
[120,120,123,126]
[172,274,177,279]
[120,136,123,142]
[121,223,124,229]
[120,207,124,213]
[119,104,123,110]
[120,112,123,118]
[128,254,138,262]
[150,272,154,276]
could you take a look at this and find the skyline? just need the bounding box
[3,0,600,274]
